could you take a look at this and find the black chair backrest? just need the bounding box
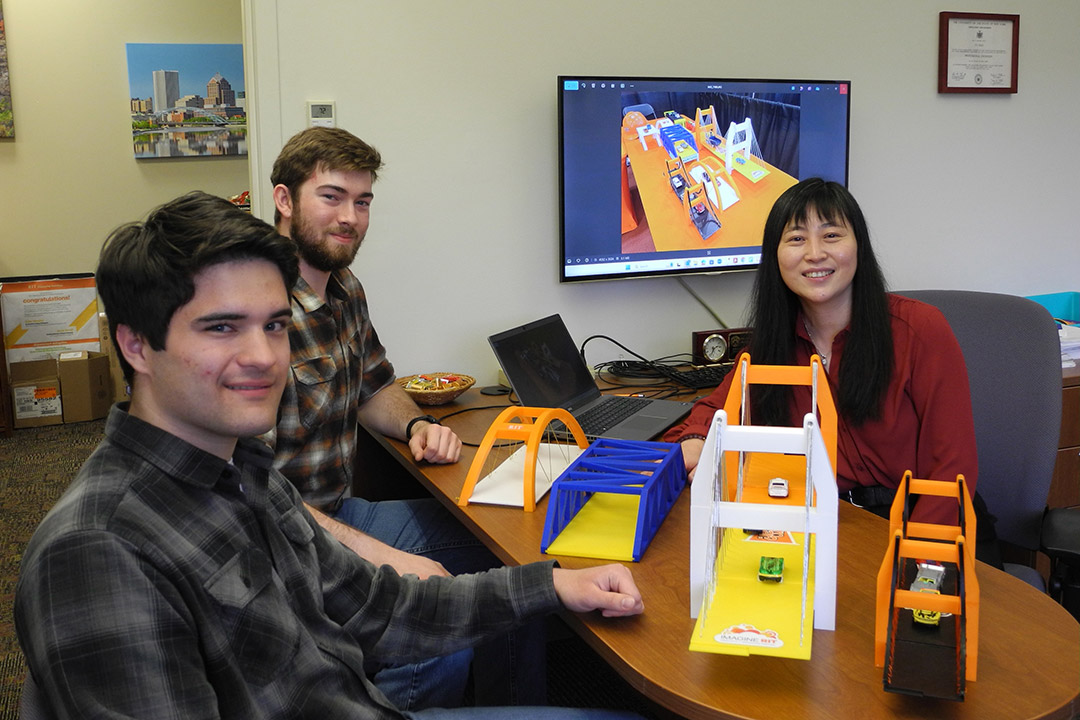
[899,290,1061,551]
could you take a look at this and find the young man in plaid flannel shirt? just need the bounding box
[266,127,544,708]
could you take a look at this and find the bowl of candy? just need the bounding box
[397,372,476,406]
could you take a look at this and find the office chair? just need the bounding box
[1042,504,1080,618]
[621,103,655,119]
[899,290,1060,590]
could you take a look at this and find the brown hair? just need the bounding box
[98,191,299,382]
[270,127,384,224]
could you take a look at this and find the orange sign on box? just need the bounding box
[9,358,63,428]
[1,276,100,366]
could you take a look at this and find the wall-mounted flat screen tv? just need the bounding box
[559,76,851,283]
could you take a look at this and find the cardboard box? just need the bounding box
[9,351,113,428]
[10,358,63,428]
[57,351,112,423]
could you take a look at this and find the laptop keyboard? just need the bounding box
[655,363,730,389]
[575,396,650,435]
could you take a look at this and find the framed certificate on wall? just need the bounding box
[938,12,1019,94]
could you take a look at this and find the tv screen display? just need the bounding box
[559,76,851,283]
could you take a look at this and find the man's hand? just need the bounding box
[680,437,705,483]
[356,384,463,464]
[408,421,462,464]
[552,564,644,618]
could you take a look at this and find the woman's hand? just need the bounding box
[681,438,705,483]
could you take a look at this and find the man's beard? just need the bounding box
[291,202,362,273]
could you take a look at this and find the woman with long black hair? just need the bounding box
[665,178,990,540]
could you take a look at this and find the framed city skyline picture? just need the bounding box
[125,43,246,159]
[0,0,13,138]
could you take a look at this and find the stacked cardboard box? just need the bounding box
[2,277,119,428]
[9,359,63,428]
[9,351,112,428]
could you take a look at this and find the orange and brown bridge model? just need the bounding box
[875,471,980,702]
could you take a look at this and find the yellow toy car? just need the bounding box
[911,562,946,626]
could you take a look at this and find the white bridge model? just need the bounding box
[689,356,838,637]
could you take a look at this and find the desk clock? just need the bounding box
[691,328,752,365]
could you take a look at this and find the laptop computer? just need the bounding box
[488,314,693,441]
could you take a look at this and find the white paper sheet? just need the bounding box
[468,443,585,507]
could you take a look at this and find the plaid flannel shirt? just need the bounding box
[266,269,395,510]
[16,406,559,719]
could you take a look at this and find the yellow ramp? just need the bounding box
[690,526,816,660]
[544,493,639,562]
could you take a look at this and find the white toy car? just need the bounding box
[767,477,789,498]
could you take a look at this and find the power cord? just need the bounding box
[676,276,729,329]
[579,334,695,377]
[579,334,730,392]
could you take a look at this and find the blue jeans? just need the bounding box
[333,497,547,708]
[406,709,643,719]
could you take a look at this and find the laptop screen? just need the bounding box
[489,314,598,408]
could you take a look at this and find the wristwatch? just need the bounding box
[405,414,441,440]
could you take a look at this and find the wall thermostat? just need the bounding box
[307,101,336,128]
[691,328,753,365]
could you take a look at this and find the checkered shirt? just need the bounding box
[265,269,395,511]
[15,406,559,718]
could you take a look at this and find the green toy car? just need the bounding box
[758,556,784,583]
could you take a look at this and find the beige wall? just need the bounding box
[246,0,1080,377]
[0,0,248,278]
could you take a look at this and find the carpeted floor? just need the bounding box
[0,417,665,718]
[0,417,107,718]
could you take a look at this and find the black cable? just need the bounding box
[436,404,514,422]
[580,334,706,385]
[579,333,650,365]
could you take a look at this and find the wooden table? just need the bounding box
[362,390,1080,720]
